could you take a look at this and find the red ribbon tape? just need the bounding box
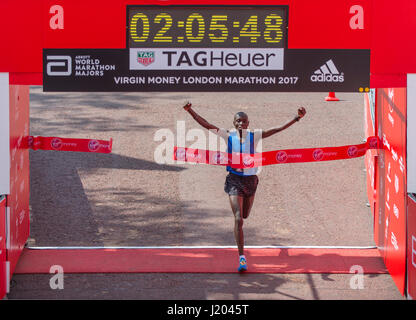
[174,136,380,168]
[28,136,113,153]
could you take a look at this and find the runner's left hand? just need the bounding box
[183,101,192,111]
[298,107,306,118]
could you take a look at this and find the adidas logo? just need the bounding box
[310,59,344,83]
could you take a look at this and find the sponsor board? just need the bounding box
[129,48,284,70]
[43,49,370,92]
[7,85,30,280]
[373,88,407,295]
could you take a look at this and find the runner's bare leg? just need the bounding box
[229,195,245,256]
[243,195,255,219]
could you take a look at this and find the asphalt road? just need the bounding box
[6,88,404,300]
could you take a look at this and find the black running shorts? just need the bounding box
[224,173,259,197]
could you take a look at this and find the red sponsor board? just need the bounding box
[370,0,416,84]
[407,194,416,299]
[0,196,6,299]
[374,88,407,295]
[7,85,30,278]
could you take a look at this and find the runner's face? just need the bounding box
[233,114,249,130]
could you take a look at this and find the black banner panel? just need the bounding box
[42,5,370,92]
[43,48,370,92]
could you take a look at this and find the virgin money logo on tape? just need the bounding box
[212,152,226,164]
[276,151,288,163]
[368,136,378,149]
[313,149,324,161]
[311,59,344,83]
[242,155,254,168]
[88,139,100,152]
[187,151,203,162]
[50,138,62,150]
[175,148,186,161]
[347,146,358,157]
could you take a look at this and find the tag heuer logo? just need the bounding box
[137,51,155,66]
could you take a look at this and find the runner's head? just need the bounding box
[233,112,249,130]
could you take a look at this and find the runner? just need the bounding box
[183,102,306,272]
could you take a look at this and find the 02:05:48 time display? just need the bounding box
[129,12,284,45]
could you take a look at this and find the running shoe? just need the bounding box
[238,257,247,272]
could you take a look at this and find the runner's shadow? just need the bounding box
[28,149,186,246]
[31,149,186,171]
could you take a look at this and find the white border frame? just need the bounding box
[0,73,10,195]
[408,74,416,193]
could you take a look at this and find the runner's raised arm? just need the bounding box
[262,107,306,139]
[183,102,220,131]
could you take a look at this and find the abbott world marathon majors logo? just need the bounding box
[46,55,116,77]
[311,59,344,83]
[46,56,72,76]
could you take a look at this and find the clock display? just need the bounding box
[127,6,288,48]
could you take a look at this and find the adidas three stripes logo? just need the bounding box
[310,59,345,83]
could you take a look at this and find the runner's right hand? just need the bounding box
[298,107,306,118]
[183,102,192,111]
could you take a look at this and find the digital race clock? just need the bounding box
[127,6,288,48]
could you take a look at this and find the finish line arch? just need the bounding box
[1,0,415,299]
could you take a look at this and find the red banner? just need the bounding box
[174,136,379,168]
[3,0,416,88]
[7,85,30,281]
[373,88,407,295]
[28,136,113,153]
[1,0,372,74]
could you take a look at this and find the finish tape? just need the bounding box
[174,136,379,168]
[28,136,112,153]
